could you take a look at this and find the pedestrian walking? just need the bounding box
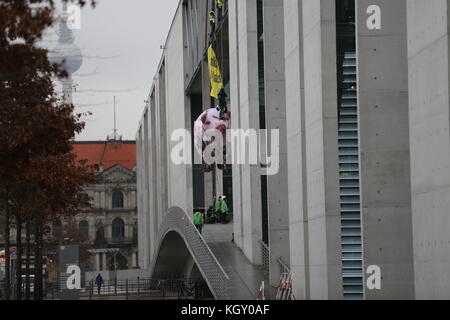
[95,273,104,295]
[194,211,205,235]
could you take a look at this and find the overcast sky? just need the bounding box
[47,0,180,141]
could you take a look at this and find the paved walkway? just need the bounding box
[202,222,275,300]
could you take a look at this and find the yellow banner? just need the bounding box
[207,45,223,99]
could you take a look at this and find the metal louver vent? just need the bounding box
[339,51,364,300]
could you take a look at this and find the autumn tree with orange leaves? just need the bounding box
[0,0,95,300]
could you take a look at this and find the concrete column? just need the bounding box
[159,63,169,217]
[142,119,151,270]
[183,88,194,217]
[143,106,152,270]
[94,192,100,209]
[302,0,343,300]
[201,61,215,207]
[202,60,212,109]
[95,253,100,272]
[132,252,137,268]
[149,93,158,263]
[407,0,450,299]
[262,0,291,287]
[130,190,136,208]
[284,0,309,300]
[102,253,107,271]
[229,0,263,265]
[155,78,164,225]
[216,169,223,198]
[89,218,96,241]
[100,191,105,210]
[357,0,415,299]
[137,126,145,269]
[204,172,214,209]
[165,8,193,214]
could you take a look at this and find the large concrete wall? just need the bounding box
[166,6,193,214]
[302,0,343,300]
[229,0,263,265]
[356,0,415,299]
[407,0,450,299]
[137,3,193,271]
[284,0,310,300]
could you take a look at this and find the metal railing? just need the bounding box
[82,278,209,300]
[277,257,290,275]
[105,237,136,245]
[151,207,230,300]
[259,240,270,275]
[39,278,210,300]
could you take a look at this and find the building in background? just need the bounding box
[137,0,450,300]
[72,138,138,273]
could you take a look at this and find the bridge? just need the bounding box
[149,207,273,300]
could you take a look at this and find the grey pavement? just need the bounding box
[202,221,275,300]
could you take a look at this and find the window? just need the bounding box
[112,218,125,241]
[79,220,89,241]
[112,190,124,208]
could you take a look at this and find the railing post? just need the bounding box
[126,280,128,300]
[137,277,140,294]
[162,280,166,300]
[114,278,117,295]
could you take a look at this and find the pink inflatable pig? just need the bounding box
[194,107,231,172]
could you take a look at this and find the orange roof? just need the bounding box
[72,141,136,170]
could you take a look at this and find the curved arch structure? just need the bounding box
[150,207,230,300]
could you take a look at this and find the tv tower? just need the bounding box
[49,3,83,104]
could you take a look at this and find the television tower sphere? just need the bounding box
[49,42,83,74]
[49,17,83,75]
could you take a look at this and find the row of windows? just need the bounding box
[82,190,126,209]
[90,218,126,241]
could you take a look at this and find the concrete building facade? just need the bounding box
[137,0,450,300]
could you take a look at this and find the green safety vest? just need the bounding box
[216,0,223,8]
[194,212,204,225]
[220,199,229,214]
[215,199,221,211]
